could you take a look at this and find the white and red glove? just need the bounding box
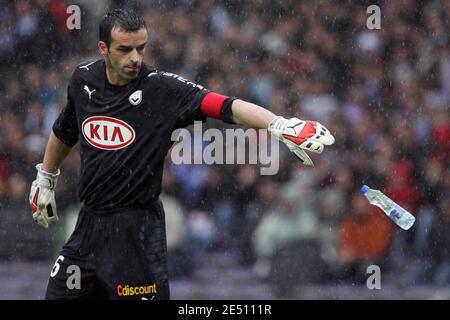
[268,116,335,166]
[29,163,60,228]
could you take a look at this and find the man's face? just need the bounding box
[99,26,148,83]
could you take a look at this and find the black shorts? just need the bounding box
[45,200,170,300]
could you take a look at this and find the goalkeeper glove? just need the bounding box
[29,163,60,228]
[268,116,335,166]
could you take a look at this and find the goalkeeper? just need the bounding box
[29,8,335,300]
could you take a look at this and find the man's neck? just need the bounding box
[106,67,130,87]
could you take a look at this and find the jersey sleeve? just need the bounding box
[52,77,79,147]
[159,72,209,129]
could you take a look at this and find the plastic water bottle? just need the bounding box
[360,185,416,230]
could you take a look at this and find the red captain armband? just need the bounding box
[200,92,236,124]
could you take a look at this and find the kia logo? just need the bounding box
[82,116,135,150]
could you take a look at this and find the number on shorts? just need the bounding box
[50,255,65,277]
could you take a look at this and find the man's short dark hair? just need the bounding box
[99,9,147,47]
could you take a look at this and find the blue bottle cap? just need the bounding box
[360,185,370,194]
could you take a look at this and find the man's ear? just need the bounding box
[98,41,108,56]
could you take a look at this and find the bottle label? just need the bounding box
[389,209,402,220]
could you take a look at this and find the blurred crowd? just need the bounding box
[0,0,449,291]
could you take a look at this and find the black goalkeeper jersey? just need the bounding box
[53,59,208,214]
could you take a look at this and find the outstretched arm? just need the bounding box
[226,98,335,166]
[230,99,277,129]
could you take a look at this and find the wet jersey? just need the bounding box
[53,59,208,213]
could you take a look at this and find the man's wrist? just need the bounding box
[38,163,61,177]
[35,164,59,191]
[268,116,288,139]
[36,163,60,180]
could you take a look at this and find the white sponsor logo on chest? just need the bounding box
[82,116,135,150]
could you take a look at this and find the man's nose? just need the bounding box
[130,49,140,64]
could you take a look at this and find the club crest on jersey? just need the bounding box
[129,90,142,106]
[82,116,135,150]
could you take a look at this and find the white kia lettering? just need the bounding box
[82,116,135,150]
